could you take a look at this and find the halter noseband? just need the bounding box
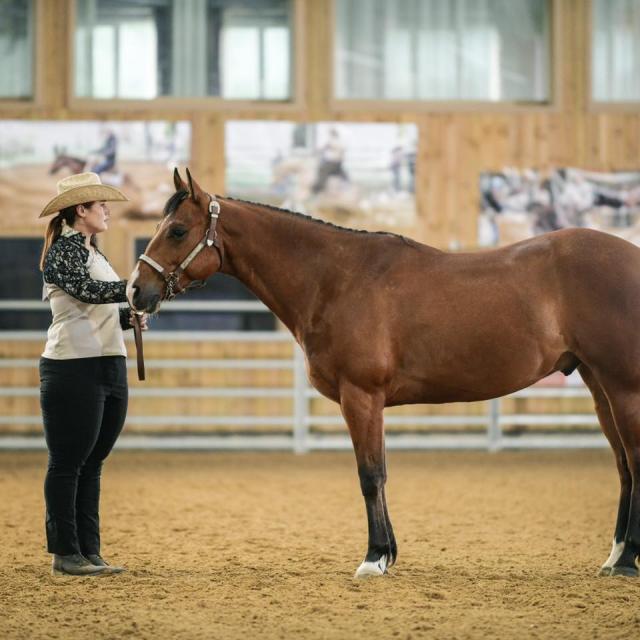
[137,194,223,300]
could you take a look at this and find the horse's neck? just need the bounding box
[220,201,350,338]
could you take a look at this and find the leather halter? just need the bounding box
[131,193,222,381]
[137,194,223,301]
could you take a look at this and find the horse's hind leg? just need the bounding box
[579,365,632,575]
[340,382,396,578]
[593,374,640,576]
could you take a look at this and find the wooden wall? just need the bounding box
[2,0,632,434]
[1,0,639,275]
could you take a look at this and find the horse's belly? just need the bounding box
[387,332,566,405]
[387,377,536,405]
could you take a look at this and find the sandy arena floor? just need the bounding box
[1,449,639,640]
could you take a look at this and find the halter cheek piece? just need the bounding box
[137,194,223,300]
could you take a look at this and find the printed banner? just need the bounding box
[0,120,191,227]
[479,168,640,247]
[226,121,418,228]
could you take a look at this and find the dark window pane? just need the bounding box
[335,0,550,102]
[0,0,33,99]
[0,310,51,331]
[75,0,292,100]
[592,0,640,101]
[147,310,275,331]
[0,238,43,299]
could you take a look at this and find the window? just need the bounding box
[0,238,50,330]
[133,239,276,331]
[335,0,550,102]
[75,0,293,100]
[0,0,34,99]
[592,0,640,102]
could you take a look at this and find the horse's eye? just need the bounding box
[168,227,187,240]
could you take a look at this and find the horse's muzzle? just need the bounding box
[127,263,163,314]
[129,284,160,314]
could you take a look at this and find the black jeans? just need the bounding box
[40,356,128,556]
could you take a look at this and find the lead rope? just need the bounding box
[132,312,145,381]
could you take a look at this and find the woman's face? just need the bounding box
[78,201,110,234]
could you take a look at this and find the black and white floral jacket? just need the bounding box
[42,230,133,330]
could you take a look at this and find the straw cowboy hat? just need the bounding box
[40,172,128,218]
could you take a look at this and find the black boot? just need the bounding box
[86,554,126,574]
[51,553,112,577]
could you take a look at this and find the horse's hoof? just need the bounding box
[354,554,388,579]
[597,566,612,577]
[609,565,639,578]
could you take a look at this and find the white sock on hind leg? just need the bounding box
[354,554,388,578]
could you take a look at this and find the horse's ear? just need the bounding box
[185,167,205,202]
[173,167,187,192]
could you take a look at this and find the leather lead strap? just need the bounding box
[133,313,145,381]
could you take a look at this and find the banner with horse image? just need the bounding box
[0,119,191,227]
[225,121,418,228]
[479,167,640,247]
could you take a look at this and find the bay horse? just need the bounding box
[49,148,86,175]
[128,168,640,578]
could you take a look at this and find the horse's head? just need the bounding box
[127,168,223,313]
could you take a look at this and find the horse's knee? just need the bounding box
[621,446,640,477]
[358,465,385,497]
[615,452,632,487]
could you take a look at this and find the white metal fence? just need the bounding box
[0,299,606,451]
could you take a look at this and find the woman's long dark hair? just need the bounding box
[39,202,97,271]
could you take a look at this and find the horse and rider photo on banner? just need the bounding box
[0,120,191,226]
[479,167,640,247]
[225,121,418,229]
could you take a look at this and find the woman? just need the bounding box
[39,172,148,576]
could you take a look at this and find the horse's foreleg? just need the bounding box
[381,487,398,566]
[579,365,632,575]
[597,382,640,577]
[340,382,396,578]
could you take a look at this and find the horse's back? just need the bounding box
[349,227,640,400]
[422,227,640,293]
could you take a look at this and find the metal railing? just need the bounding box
[0,299,606,451]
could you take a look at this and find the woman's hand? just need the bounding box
[130,311,149,331]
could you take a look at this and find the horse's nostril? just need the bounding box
[129,282,160,313]
[140,294,160,314]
